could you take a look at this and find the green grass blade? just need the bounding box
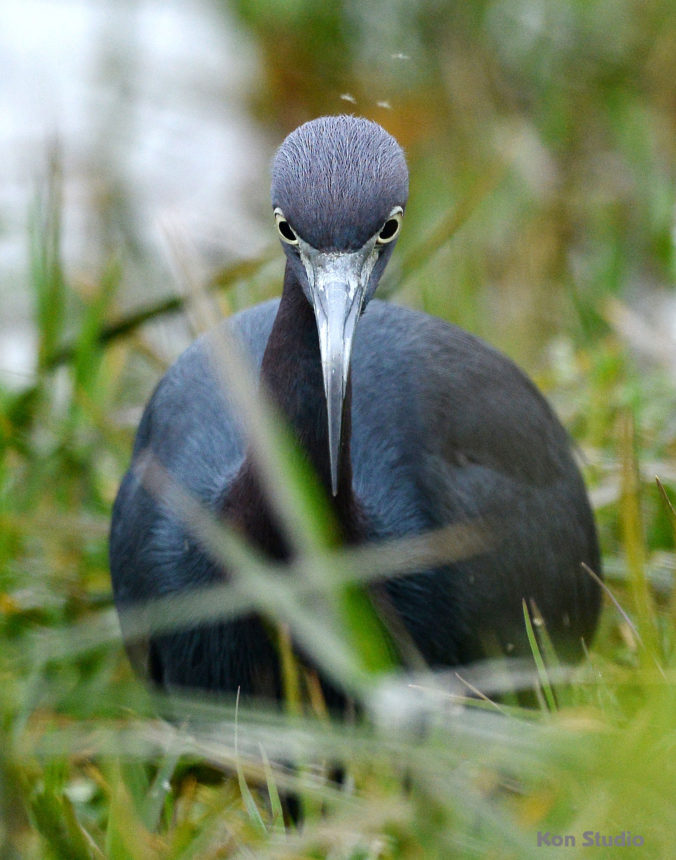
[522,599,557,714]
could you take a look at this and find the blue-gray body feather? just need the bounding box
[110,298,600,695]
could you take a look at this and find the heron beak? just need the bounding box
[304,248,375,496]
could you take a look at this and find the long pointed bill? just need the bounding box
[303,248,375,496]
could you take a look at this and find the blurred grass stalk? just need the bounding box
[618,410,662,669]
[30,148,66,376]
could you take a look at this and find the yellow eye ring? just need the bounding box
[274,208,299,245]
[376,207,403,244]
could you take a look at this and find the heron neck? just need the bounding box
[262,263,357,505]
[225,263,363,555]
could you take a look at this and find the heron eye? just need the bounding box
[376,208,403,244]
[274,209,299,245]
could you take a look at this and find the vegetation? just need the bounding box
[2,0,675,856]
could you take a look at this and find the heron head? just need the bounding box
[270,116,409,495]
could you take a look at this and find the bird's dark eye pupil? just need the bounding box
[379,219,399,241]
[278,220,296,242]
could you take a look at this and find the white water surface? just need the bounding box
[0,0,268,388]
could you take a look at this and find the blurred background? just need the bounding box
[3,0,675,381]
[1,0,676,856]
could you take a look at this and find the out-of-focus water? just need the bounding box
[2,0,675,390]
[0,0,269,388]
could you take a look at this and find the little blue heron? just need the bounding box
[110,115,601,702]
